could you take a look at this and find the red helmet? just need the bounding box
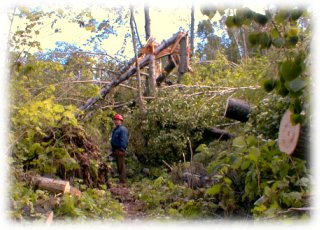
[114,114,123,121]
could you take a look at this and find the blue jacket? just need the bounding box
[111,125,129,152]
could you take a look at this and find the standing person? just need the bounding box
[111,114,129,184]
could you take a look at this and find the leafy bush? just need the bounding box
[247,94,290,139]
[205,135,310,219]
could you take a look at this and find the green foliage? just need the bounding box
[243,7,310,124]
[9,5,311,222]
[132,176,218,219]
[9,169,124,221]
[55,189,124,220]
[247,94,290,139]
[205,135,310,219]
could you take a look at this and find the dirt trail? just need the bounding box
[109,184,146,220]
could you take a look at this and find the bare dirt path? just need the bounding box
[109,184,146,220]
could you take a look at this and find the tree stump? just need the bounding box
[224,98,251,122]
[278,109,309,160]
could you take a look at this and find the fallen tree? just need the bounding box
[78,32,189,114]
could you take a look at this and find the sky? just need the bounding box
[1,0,320,229]
[5,0,266,59]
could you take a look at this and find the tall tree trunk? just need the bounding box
[240,27,248,60]
[130,6,144,113]
[177,35,189,84]
[190,3,195,58]
[144,5,156,97]
[231,30,242,62]
[144,5,151,40]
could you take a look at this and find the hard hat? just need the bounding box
[114,114,123,121]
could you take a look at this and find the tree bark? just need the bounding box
[33,176,70,194]
[278,109,309,160]
[241,27,249,60]
[224,98,251,122]
[156,56,176,86]
[190,3,195,58]
[144,5,151,40]
[177,35,189,84]
[130,6,144,113]
[146,54,156,96]
[144,4,156,97]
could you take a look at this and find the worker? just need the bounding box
[111,114,129,184]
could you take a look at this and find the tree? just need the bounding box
[190,3,195,58]
[144,4,156,97]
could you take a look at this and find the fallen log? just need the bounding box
[79,32,185,113]
[34,176,70,194]
[32,176,83,197]
[224,98,251,122]
[202,127,235,141]
[278,109,309,160]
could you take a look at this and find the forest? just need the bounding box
[6,2,312,225]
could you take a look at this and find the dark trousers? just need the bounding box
[114,149,127,183]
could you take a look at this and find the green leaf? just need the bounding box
[246,135,257,147]
[253,13,268,26]
[224,177,232,185]
[206,184,221,196]
[248,147,260,163]
[272,37,286,48]
[241,159,251,170]
[225,16,235,28]
[232,136,246,148]
[253,204,267,213]
[285,78,307,92]
[291,9,303,20]
[280,60,302,81]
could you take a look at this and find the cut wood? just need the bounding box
[34,176,70,194]
[156,57,176,86]
[278,109,309,160]
[78,32,185,113]
[224,98,251,122]
[70,186,82,197]
[45,211,53,225]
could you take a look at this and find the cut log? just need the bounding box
[70,186,82,197]
[224,98,251,122]
[278,109,309,160]
[34,176,70,194]
[45,211,53,225]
